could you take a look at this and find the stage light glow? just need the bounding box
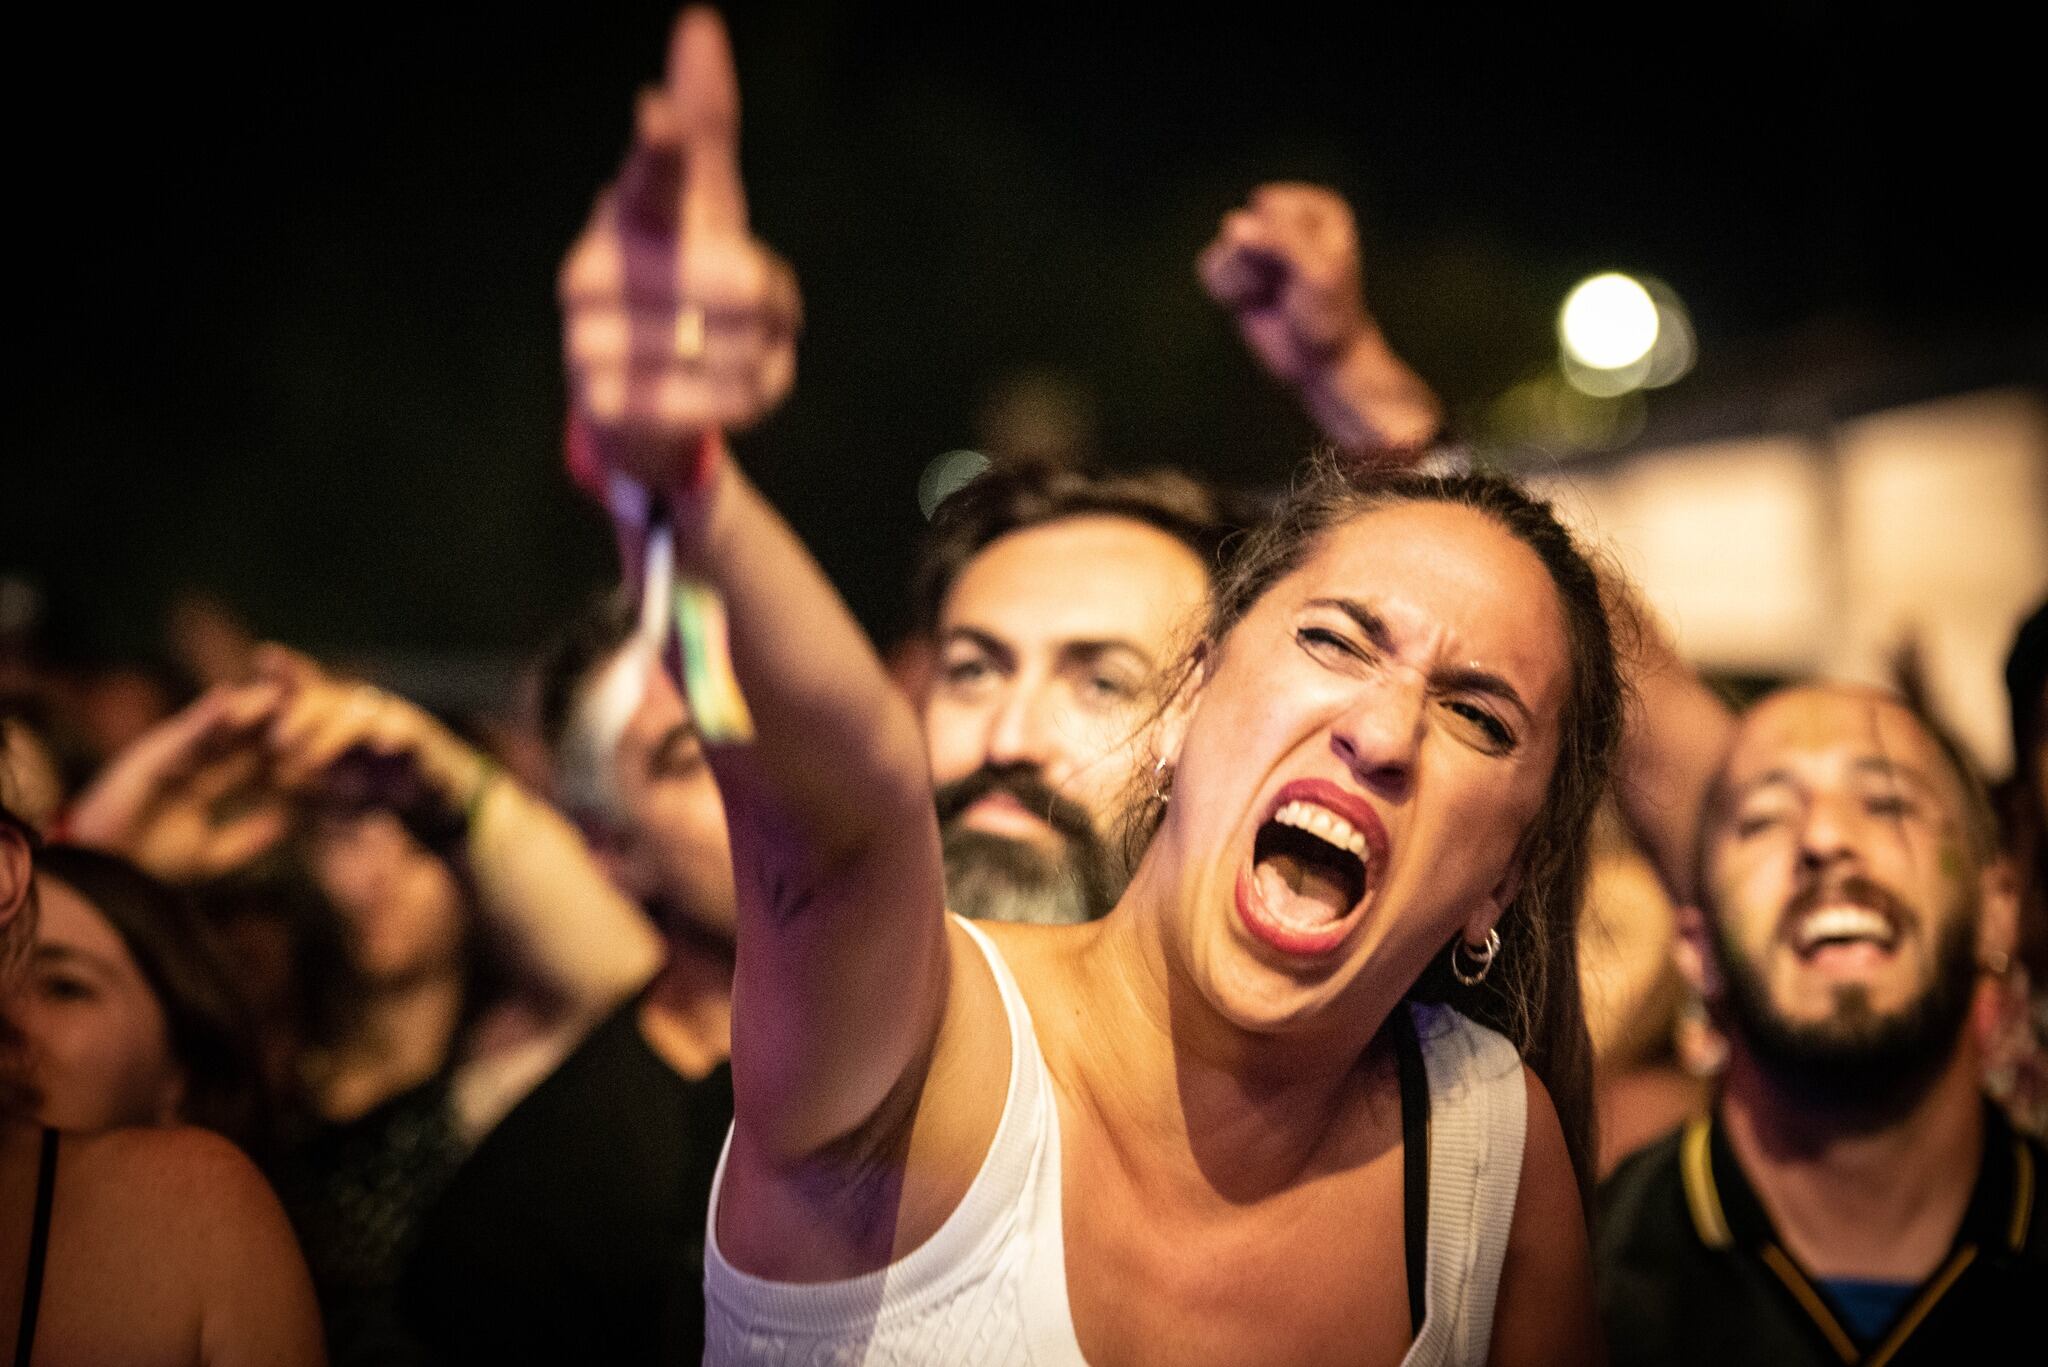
[1560,272,1660,370]
[917,449,991,519]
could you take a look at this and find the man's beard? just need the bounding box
[934,765,1124,926]
[1713,873,1978,1127]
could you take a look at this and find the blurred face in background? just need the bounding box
[11,872,182,1129]
[923,515,1209,923]
[562,654,735,944]
[1696,687,1992,1107]
[308,809,467,987]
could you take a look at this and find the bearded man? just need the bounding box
[1596,683,2044,1365]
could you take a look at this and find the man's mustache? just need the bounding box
[933,764,1099,846]
[1777,873,1915,942]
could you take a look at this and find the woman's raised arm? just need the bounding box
[560,9,951,1163]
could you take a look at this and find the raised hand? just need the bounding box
[1200,183,1373,387]
[255,646,493,843]
[559,7,800,491]
[1199,183,1440,455]
[65,683,291,884]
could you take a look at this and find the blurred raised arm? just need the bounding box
[256,647,664,1030]
[1604,585,1737,907]
[1200,182,1443,458]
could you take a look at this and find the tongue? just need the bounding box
[1256,852,1351,926]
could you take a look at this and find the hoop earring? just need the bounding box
[1450,928,1501,987]
[1151,757,1172,806]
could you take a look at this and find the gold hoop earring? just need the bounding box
[1450,928,1501,987]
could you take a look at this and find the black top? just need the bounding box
[12,1128,56,1367]
[1596,1101,2045,1367]
[269,1072,467,1367]
[399,996,735,1366]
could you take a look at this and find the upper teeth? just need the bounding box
[1274,801,1369,858]
[1794,905,1894,952]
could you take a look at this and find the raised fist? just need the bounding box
[1200,183,1440,455]
[1199,182,1371,389]
[559,8,800,491]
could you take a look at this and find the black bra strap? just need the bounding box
[14,1127,57,1367]
[1393,1006,1430,1337]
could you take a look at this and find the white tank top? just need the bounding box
[703,918,1528,1365]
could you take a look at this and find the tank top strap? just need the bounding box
[1399,1003,1528,1367]
[14,1127,58,1367]
[952,915,1040,1051]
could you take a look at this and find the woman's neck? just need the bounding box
[1072,860,1398,1205]
[314,970,465,1123]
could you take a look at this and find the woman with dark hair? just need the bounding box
[551,16,1685,1359]
[646,442,1613,1362]
[62,655,662,1365]
[2,790,323,1364]
[9,844,267,1149]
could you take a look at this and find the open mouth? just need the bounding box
[1253,803,1369,928]
[1235,780,1386,957]
[1789,902,1900,960]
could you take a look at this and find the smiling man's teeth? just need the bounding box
[1794,905,1894,953]
[1274,801,1369,858]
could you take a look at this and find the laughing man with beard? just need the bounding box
[1596,684,2045,1366]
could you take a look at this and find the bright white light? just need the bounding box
[1559,273,1660,370]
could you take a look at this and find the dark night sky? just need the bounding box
[11,2,2041,677]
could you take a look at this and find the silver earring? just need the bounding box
[1151,757,1172,806]
[1450,928,1501,986]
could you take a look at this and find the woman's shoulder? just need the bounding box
[66,1123,263,1192]
[1408,1000,1525,1088]
[57,1125,299,1265]
[21,1126,325,1366]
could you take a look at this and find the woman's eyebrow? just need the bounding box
[32,941,118,977]
[1435,664,1533,723]
[1305,597,1398,654]
[1306,596,1532,721]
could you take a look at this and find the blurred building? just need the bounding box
[1526,386,2048,775]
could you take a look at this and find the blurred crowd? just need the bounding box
[3,8,2042,1367]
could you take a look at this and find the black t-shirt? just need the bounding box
[398,997,735,1365]
[1596,1102,2044,1367]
